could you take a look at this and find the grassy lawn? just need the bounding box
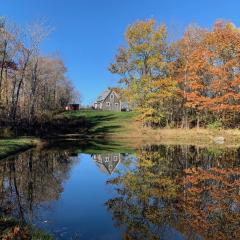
[58,110,240,146]
[0,138,38,159]
[48,138,136,154]
[61,110,240,146]
[58,109,138,136]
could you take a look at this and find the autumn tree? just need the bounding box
[174,21,240,128]
[173,25,207,128]
[111,19,240,128]
[109,19,177,126]
[0,17,78,132]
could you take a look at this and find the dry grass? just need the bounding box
[113,119,240,148]
[61,110,240,147]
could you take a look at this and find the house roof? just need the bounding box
[93,154,121,175]
[96,89,120,102]
[96,90,111,102]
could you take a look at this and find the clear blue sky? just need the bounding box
[1,0,240,105]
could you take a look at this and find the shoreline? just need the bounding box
[0,216,53,240]
[0,138,42,160]
[1,123,240,160]
[110,125,240,148]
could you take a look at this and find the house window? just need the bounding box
[106,102,110,107]
[115,103,118,107]
[110,94,114,99]
[105,157,110,162]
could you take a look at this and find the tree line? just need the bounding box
[110,19,240,128]
[0,17,78,132]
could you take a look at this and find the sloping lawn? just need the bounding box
[59,110,138,136]
[0,138,38,159]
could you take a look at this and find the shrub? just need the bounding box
[207,120,222,130]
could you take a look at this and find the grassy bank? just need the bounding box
[0,138,40,159]
[0,216,53,240]
[123,124,240,147]
[58,110,240,147]
[54,110,137,139]
[2,110,240,159]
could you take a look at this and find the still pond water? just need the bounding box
[0,143,240,239]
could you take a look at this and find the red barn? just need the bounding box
[65,104,80,111]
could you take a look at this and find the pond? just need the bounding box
[0,143,239,239]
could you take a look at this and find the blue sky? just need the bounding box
[1,0,240,105]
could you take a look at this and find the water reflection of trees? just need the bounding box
[106,145,240,240]
[0,150,77,223]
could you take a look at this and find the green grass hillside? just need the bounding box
[42,110,139,152]
[0,138,38,159]
[0,110,138,160]
[57,110,137,137]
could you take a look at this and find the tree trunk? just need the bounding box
[0,41,7,101]
[197,114,200,129]
[28,59,38,126]
[11,54,30,124]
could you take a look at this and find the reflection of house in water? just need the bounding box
[92,153,122,174]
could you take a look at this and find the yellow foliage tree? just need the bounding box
[109,19,177,126]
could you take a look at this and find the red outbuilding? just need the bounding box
[65,104,80,111]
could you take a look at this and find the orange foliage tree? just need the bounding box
[111,19,240,128]
[175,21,240,127]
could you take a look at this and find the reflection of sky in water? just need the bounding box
[35,153,120,239]
[35,153,185,240]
